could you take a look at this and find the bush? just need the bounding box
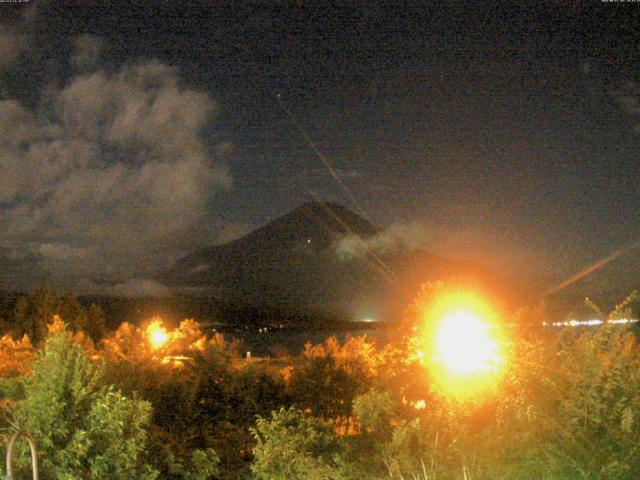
[1,324,158,479]
[251,407,343,480]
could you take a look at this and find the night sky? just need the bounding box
[0,1,639,295]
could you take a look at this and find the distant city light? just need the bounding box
[543,318,638,327]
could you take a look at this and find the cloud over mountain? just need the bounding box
[335,222,430,260]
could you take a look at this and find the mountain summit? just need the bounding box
[164,202,378,301]
[221,201,378,252]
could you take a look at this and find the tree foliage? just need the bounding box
[1,323,158,479]
[11,288,106,344]
[1,286,639,479]
[0,333,34,378]
[250,289,640,480]
[251,407,344,480]
[495,324,640,479]
[288,336,378,420]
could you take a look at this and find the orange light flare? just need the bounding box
[146,319,169,350]
[414,291,509,398]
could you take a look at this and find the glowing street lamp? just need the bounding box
[416,291,508,398]
[435,309,502,375]
[147,320,169,350]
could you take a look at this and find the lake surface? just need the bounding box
[227,328,390,357]
[221,318,639,357]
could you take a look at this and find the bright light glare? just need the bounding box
[147,321,169,350]
[359,317,377,323]
[416,291,508,398]
[435,309,502,375]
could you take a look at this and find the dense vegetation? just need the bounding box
[0,286,638,479]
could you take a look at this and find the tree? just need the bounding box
[85,303,108,341]
[0,333,34,378]
[99,319,225,479]
[251,407,344,480]
[11,289,108,345]
[288,336,377,421]
[12,288,58,345]
[486,293,640,479]
[1,322,159,479]
[541,324,640,478]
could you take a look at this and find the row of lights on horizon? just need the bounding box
[543,318,638,327]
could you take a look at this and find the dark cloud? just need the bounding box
[0,25,26,67]
[70,34,102,72]
[610,80,640,132]
[0,29,232,293]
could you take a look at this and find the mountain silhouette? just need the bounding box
[163,202,514,321]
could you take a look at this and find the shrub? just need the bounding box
[251,407,343,480]
[1,324,159,479]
